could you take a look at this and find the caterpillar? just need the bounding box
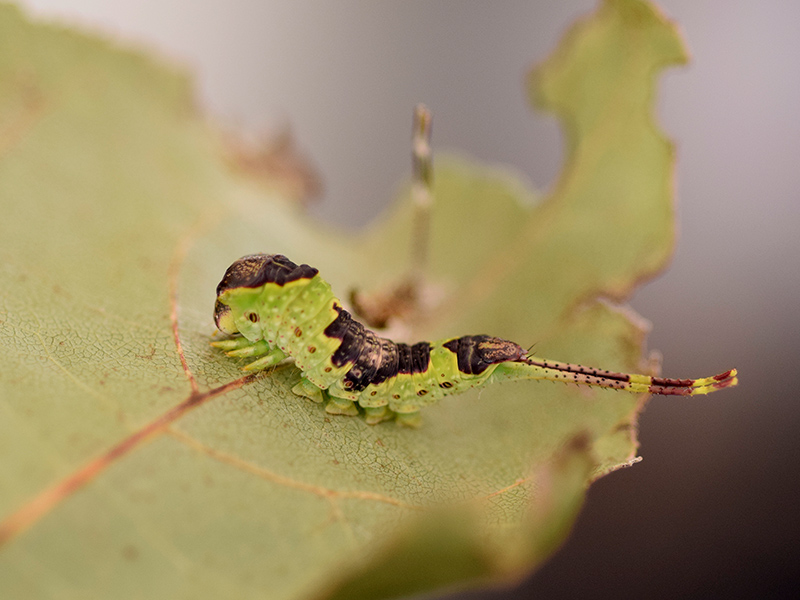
[211,253,738,426]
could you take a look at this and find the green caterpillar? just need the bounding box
[211,254,738,426]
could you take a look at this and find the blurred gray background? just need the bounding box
[19,1,799,598]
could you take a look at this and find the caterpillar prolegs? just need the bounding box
[211,254,738,426]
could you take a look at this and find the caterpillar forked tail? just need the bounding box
[491,357,738,397]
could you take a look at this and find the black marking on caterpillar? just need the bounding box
[211,254,738,426]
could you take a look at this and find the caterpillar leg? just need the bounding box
[241,347,287,372]
[363,406,395,425]
[395,411,421,428]
[221,339,272,358]
[210,336,257,352]
[211,337,286,371]
[291,377,325,404]
[324,396,360,417]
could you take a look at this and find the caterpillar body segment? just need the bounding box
[212,254,738,425]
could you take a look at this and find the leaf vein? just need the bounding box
[165,427,423,511]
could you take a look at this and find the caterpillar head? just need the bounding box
[214,253,319,339]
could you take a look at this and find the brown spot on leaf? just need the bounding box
[222,128,322,206]
[135,346,156,360]
[349,280,419,329]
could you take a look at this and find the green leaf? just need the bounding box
[0,1,687,598]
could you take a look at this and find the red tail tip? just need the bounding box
[713,369,735,381]
[712,376,738,390]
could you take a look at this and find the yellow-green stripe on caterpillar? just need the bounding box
[211,254,738,426]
